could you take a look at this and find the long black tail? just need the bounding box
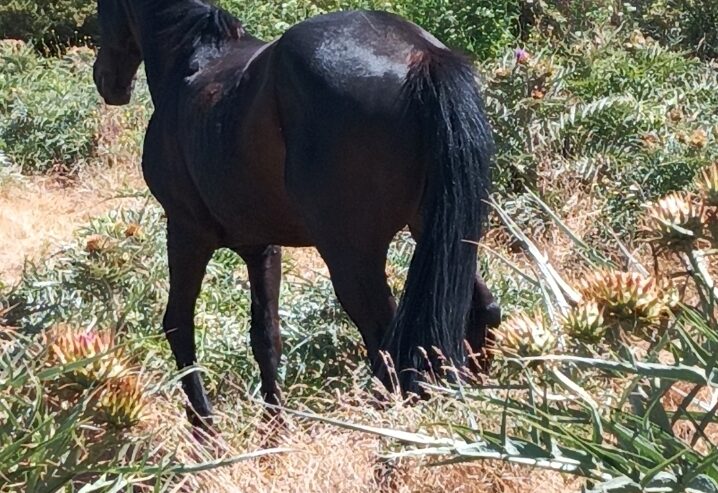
[385,51,494,395]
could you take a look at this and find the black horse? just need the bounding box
[93,0,500,426]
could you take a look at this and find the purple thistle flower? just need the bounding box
[514,48,530,65]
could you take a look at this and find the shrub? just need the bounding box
[0,41,152,174]
[220,0,520,59]
[482,22,718,242]
[634,0,718,60]
[0,0,97,50]
[2,0,520,58]
[2,0,715,60]
[0,42,99,173]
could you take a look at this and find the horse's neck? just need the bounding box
[133,0,228,104]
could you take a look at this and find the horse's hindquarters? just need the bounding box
[274,12,435,247]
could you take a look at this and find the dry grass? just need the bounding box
[0,163,145,283]
[131,386,582,493]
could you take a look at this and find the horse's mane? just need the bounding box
[153,0,246,57]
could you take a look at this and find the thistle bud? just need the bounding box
[642,192,703,249]
[48,325,125,388]
[562,301,606,343]
[96,374,146,428]
[578,271,668,329]
[697,163,718,207]
[493,312,556,357]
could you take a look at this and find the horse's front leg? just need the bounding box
[163,220,216,428]
[239,245,284,410]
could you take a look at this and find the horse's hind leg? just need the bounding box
[319,243,397,388]
[466,275,501,373]
[238,246,283,409]
[163,221,216,428]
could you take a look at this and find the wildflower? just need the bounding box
[47,325,125,387]
[514,48,530,65]
[668,107,683,123]
[641,132,661,150]
[124,223,142,238]
[689,128,708,148]
[493,66,511,78]
[531,88,545,100]
[642,191,704,249]
[85,234,108,253]
[578,271,670,329]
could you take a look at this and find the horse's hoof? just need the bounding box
[485,302,502,328]
[191,425,213,445]
[186,404,216,444]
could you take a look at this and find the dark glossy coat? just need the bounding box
[94,0,500,426]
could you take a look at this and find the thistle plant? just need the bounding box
[689,128,708,149]
[561,301,606,344]
[85,234,109,253]
[493,311,557,358]
[96,374,146,429]
[47,325,125,388]
[697,162,718,206]
[642,191,704,250]
[578,270,670,334]
[123,223,142,238]
[697,163,718,247]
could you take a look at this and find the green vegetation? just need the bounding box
[484,22,718,242]
[2,0,718,491]
[219,0,519,59]
[0,0,96,51]
[347,167,718,492]
[0,42,99,173]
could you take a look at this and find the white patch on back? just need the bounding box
[315,34,409,80]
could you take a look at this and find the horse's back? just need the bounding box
[276,11,446,107]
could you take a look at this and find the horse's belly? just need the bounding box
[198,176,314,248]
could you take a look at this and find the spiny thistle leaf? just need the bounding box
[577,271,674,334]
[697,162,718,207]
[561,301,607,344]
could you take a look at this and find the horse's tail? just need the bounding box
[385,50,494,395]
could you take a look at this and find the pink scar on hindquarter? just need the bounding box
[200,82,223,107]
[407,49,430,68]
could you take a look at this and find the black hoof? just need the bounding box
[485,302,502,328]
